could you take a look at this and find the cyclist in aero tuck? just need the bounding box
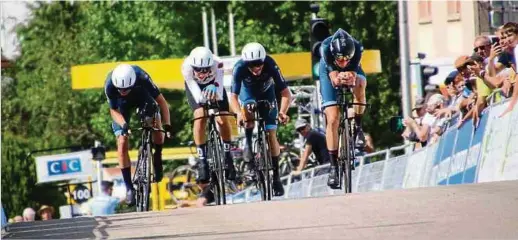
[319,28,367,189]
[181,46,237,186]
[230,42,292,197]
[104,64,173,206]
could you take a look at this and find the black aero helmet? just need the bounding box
[330,28,355,60]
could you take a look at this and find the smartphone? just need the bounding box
[490,36,500,46]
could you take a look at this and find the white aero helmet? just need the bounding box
[241,42,266,62]
[189,47,214,68]
[111,63,136,89]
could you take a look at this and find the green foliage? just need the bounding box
[1,1,401,218]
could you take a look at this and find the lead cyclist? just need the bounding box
[319,28,367,189]
[182,47,237,185]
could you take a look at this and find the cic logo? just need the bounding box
[47,158,82,176]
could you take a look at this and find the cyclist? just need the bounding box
[181,46,236,183]
[230,42,292,196]
[104,63,173,205]
[319,28,367,189]
[291,118,330,175]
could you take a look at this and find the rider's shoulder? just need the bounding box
[133,65,152,82]
[263,55,277,66]
[232,59,247,75]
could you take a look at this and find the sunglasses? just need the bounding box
[193,66,211,73]
[335,55,352,61]
[473,44,490,52]
[247,60,264,68]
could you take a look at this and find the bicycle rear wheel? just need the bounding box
[135,133,152,212]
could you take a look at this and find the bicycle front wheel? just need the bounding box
[209,131,226,205]
[341,120,353,194]
[261,130,272,201]
[136,133,152,212]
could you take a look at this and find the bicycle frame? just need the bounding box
[336,87,355,194]
[133,103,165,212]
[192,103,236,205]
[246,100,274,201]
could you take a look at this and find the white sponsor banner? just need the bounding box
[478,102,511,182]
[35,150,94,184]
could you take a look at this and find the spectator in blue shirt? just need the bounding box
[87,181,121,216]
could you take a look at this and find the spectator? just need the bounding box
[364,133,375,154]
[473,35,492,61]
[38,205,54,221]
[13,216,23,223]
[404,94,447,145]
[454,56,478,112]
[22,208,35,222]
[291,119,330,176]
[86,181,120,216]
[401,97,427,148]
[500,22,518,116]
[436,70,466,118]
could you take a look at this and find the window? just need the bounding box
[447,0,461,21]
[418,0,432,24]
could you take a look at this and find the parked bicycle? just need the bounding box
[132,102,166,212]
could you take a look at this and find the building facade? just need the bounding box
[407,0,518,85]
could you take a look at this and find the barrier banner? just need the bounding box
[478,103,510,182]
[447,117,474,185]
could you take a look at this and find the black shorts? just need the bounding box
[185,82,230,112]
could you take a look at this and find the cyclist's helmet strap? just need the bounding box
[330,28,355,60]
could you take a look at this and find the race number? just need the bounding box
[71,184,91,204]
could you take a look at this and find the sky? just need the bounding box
[1,1,33,60]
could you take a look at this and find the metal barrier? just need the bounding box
[229,99,518,203]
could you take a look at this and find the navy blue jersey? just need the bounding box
[104,65,161,110]
[231,55,288,96]
[320,35,364,73]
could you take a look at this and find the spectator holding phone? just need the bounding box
[500,22,518,116]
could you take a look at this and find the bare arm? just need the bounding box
[279,88,292,115]
[296,144,312,172]
[409,121,430,143]
[155,94,170,125]
[230,93,241,115]
[110,109,126,126]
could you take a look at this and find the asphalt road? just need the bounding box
[4,180,518,239]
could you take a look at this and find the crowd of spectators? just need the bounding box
[7,205,54,223]
[402,22,517,148]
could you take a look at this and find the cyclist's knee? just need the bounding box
[216,111,230,126]
[324,107,339,126]
[193,107,206,118]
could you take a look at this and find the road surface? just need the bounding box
[4,180,518,239]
